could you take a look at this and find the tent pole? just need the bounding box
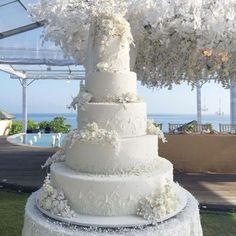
[230,76,236,125]
[22,79,27,142]
[196,82,202,124]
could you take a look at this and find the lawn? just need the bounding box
[0,190,236,236]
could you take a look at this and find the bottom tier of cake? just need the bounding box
[50,158,173,216]
[22,190,203,236]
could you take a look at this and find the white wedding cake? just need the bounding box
[22,14,202,236]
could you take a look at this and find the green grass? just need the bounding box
[0,190,236,236]
[201,211,236,236]
[0,190,29,236]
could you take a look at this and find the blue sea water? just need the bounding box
[13,113,230,132]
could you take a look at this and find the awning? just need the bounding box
[0,110,15,119]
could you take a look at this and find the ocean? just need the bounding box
[13,113,230,132]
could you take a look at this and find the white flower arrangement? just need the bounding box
[42,150,65,169]
[38,174,75,218]
[86,13,134,73]
[147,120,167,143]
[42,132,71,168]
[68,82,93,111]
[30,0,236,88]
[94,13,133,47]
[66,123,120,153]
[137,184,180,224]
[102,93,141,104]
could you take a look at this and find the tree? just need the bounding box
[31,0,236,88]
[49,117,71,133]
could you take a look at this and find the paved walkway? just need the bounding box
[175,172,236,210]
[0,136,55,191]
[0,136,236,210]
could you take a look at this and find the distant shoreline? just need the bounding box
[11,113,230,132]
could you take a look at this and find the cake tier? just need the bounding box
[85,72,137,102]
[86,33,131,73]
[85,14,131,74]
[51,158,173,216]
[65,135,158,174]
[77,102,147,137]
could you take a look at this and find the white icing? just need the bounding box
[65,135,158,175]
[85,71,137,102]
[77,102,147,137]
[85,14,133,73]
[50,158,173,216]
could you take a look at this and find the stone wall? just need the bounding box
[159,134,236,173]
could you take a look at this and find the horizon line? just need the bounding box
[11,112,230,116]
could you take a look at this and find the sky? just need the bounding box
[0,71,230,115]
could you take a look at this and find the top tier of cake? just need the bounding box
[85,14,133,74]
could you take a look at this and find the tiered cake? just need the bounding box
[22,14,203,236]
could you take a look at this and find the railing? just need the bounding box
[169,122,212,133]
[169,124,183,133]
[219,124,236,133]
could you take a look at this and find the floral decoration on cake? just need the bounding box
[94,13,133,46]
[137,184,180,224]
[68,82,93,111]
[147,120,167,143]
[38,174,75,218]
[101,93,141,104]
[93,13,134,72]
[42,133,71,168]
[66,123,120,152]
[42,150,66,169]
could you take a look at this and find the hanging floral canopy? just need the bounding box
[30,0,236,88]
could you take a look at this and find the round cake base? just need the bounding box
[22,191,202,236]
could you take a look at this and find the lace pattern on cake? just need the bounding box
[147,120,167,143]
[38,174,75,218]
[69,188,143,216]
[79,110,146,137]
[137,184,180,224]
[65,123,120,153]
